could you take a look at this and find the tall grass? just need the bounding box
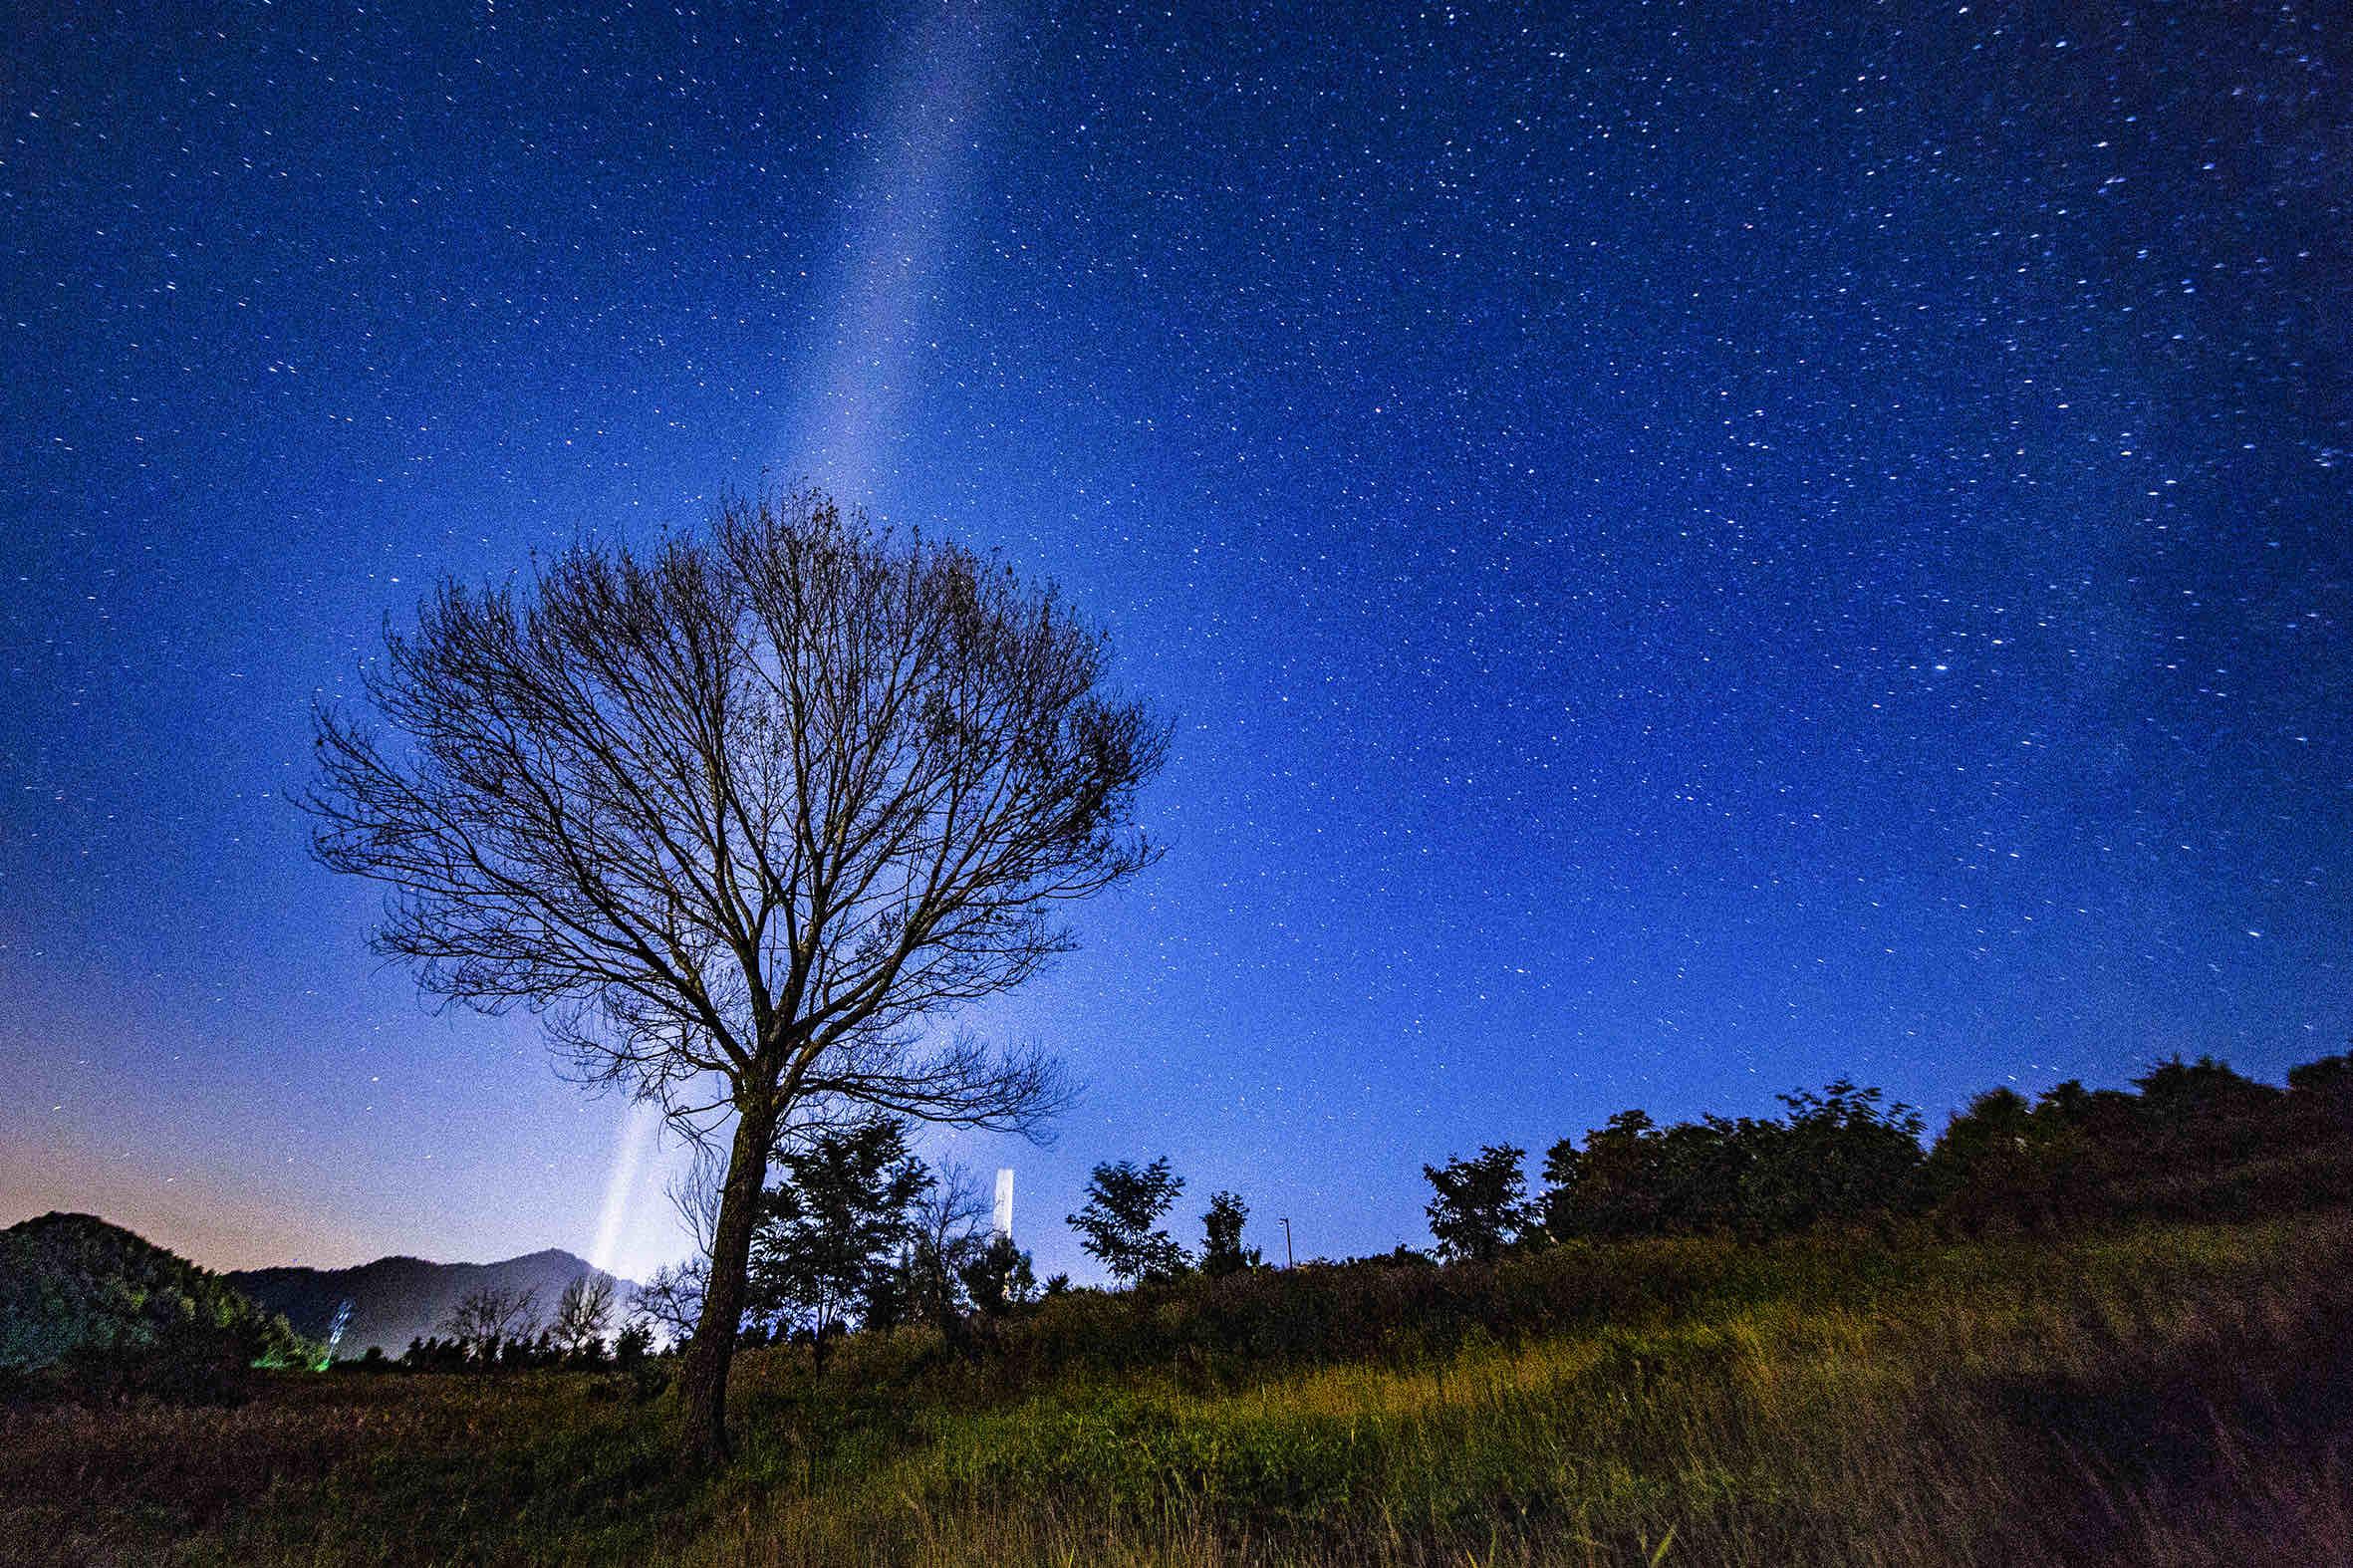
[10,1212,2350,1565]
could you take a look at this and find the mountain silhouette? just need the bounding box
[227,1247,638,1360]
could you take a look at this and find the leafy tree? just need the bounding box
[1742,1080,1926,1232]
[305,491,1165,1460]
[613,1318,654,1368]
[1923,1086,2054,1229]
[1424,1145,1529,1263]
[2132,1055,2280,1167]
[1069,1158,1190,1285]
[957,1233,1038,1317]
[1538,1110,1668,1240]
[1200,1190,1260,1277]
[1534,1083,1924,1242]
[2135,1054,2277,1120]
[2287,1050,2353,1140]
[746,1119,930,1366]
[2287,1050,2353,1099]
[856,1256,915,1336]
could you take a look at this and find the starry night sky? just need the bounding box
[3,2,2347,1283]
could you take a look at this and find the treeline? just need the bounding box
[386,1275,654,1375]
[711,1046,2353,1400]
[387,1046,2353,1375]
[721,1047,2353,1357]
[1014,1048,2353,1297]
[1420,1049,2353,1262]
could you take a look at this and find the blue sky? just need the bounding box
[3,0,2346,1282]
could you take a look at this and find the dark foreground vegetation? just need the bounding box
[0,1213,316,1405]
[6,1207,2350,1565]
[12,1048,2353,1564]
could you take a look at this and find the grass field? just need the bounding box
[10,1211,2351,1566]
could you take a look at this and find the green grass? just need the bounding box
[11,1212,2352,1565]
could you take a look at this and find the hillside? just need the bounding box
[228,1248,636,1361]
[0,1212,310,1375]
[6,1208,2350,1564]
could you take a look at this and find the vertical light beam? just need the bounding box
[782,0,991,500]
[592,2,994,1281]
[587,1101,659,1276]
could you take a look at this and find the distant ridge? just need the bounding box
[227,1248,638,1361]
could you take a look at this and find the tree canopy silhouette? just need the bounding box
[746,1117,929,1366]
[304,490,1165,1460]
[1423,1145,1529,1264]
[1069,1158,1189,1285]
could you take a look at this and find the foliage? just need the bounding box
[1068,1158,1190,1285]
[613,1309,656,1366]
[746,1119,929,1359]
[957,1234,1039,1318]
[1518,1053,2353,1249]
[1422,1144,1529,1262]
[1916,1051,2353,1233]
[1200,1190,1261,1278]
[1534,1084,1928,1243]
[0,1212,314,1401]
[887,1163,993,1340]
[14,1210,2353,1566]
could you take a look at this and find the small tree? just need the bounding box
[1424,1145,1528,1264]
[1200,1190,1259,1277]
[305,492,1166,1460]
[957,1232,1038,1316]
[903,1162,992,1343]
[550,1273,618,1360]
[614,1317,654,1367]
[746,1118,930,1366]
[633,1261,705,1346]
[1069,1158,1189,1285]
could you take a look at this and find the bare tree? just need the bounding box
[305,491,1164,1460]
[550,1273,618,1358]
[907,1159,992,1333]
[440,1284,541,1356]
[633,1260,705,1345]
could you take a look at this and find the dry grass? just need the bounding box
[9,1212,2351,1566]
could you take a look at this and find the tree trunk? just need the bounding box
[676,1093,777,1465]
